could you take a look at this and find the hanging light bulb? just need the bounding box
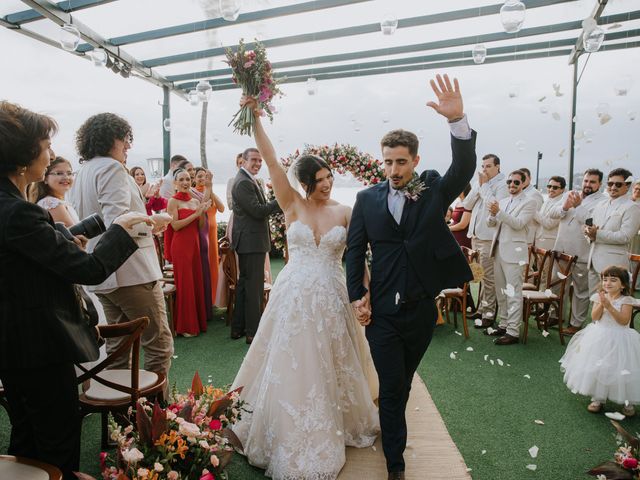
[89,47,107,67]
[219,0,242,22]
[582,18,604,53]
[188,90,200,106]
[196,79,212,101]
[472,44,487,64]
[500,0,526,34]
[614,75,632,96]
[380,13,398,35]
[163,118,171,132]
[306,77,318,95]
[59,23,81,51]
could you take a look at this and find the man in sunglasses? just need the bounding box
[485,170,537,345]
[585,167,640,296]
[533,176,566,252]
[550,169,604,335]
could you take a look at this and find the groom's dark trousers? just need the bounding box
[346,132,476,473]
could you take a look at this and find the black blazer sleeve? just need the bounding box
[233,179,280,220]
[439,131,477,207]
[345,190,369,303]
[4,201,138,285]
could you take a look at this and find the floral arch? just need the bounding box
[267,143,385,254]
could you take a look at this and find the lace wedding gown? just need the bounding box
[231,221,380,480]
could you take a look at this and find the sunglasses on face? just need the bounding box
[506,179,521,185]
[607,181,626,188]
[546,184,561,190]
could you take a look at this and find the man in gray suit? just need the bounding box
[586,168,640,296]
[485,170,537,345]
[463,154,508,328]
[70,113,174,390]
[549,169,604,334]
[230,148,280,343]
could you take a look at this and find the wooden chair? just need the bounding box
[0,455,62,480]
[523,246,552,291]
[220,237,272,326]
[521,251,577,345]
[630,253,640,329]
[437,247,479,339]
[76,317,167,449]
[161,281,176,336]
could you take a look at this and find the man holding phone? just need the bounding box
[585,168,640,297]
[549,169,604,335]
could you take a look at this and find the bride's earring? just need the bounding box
[19,167,26,176]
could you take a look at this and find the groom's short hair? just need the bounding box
[381,129,419,158]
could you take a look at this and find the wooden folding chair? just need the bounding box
[76,317,166,449]
[437,246,479,339]
[523,246,552,291]
[521,251,577,345]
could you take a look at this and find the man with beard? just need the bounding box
[549,169,604,335]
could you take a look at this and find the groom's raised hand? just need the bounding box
[426,73,464,122]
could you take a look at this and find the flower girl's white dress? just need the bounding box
[560,294,640,404]
[232,221,380,480]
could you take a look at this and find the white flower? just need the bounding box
[211,454,220,467]
[124,425,133,435]
[529,445,539,458]
[121,447,144,464]
[179,421,201,438]
[154,462,164,472]
[167,471,179,480]
[166,410,177,420]
[137,468,149,478]
[199,439,210,449]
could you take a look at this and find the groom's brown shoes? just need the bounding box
[388,472,405,480]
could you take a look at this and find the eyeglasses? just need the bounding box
[546,184,561,190]
[47,171,75,178]
[506,179,521,185]
[607,181,626,188]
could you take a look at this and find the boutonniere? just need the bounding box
[401,173,427,202]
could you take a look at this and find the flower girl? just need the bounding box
[560,265,640,416]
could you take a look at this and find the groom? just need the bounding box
[346,74,476,480]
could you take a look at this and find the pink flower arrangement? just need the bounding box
[224,39,283,136]
[589,420,640,479]
[79,373,246,480]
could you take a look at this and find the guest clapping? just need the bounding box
[130,166,167,215]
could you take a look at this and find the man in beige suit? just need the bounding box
[485,170,537,345]
[519,167,544,246]
[70,113,174,390]
[586,168,640,295]
[463,154,509,328]
[533,176,565,251]
[549,169,604,335]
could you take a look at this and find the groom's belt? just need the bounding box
[400,292,433,306]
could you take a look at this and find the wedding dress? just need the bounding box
[232,220,380,480]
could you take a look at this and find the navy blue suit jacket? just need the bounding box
[346,132,477,316]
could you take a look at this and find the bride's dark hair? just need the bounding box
[294,154,332,197]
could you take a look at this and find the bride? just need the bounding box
[231,97,380,480]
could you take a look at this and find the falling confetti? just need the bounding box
[526,464,537,471]
[518,260,527,266]
[455,330,463,336]
[544,289,553,297]
[557,272,567,280]
[552,112,561,121]
[538,96,546,102]
[481,300,490,307]
[450,352,457,360]
[505,284,515,297]
[605,412,626,421]
[534,420,545,425]
[529,446,539,458]
[559,149,565,157]
[372,446,377,451]
[486,327,496,335]
[542,330,550,338]
[482,449,487,455]
[552,83,564,96]
[524,374,531,379]
[515,247,523,252]
[497,359,504,366]
[599,113,612,125]
[466,347,474,352]
[172,355,178,359]
[484,354,489,361]
[490,359,495,365]
[475,319,483,327]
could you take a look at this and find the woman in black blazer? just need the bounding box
[0,101,153,478]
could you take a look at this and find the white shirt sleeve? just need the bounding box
[449,115,472,140]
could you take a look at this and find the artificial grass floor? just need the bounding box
[1,259,638,479]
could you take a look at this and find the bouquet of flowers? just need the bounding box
[85,373,246,480]
[225,38,283,136]
[589,420,640,479]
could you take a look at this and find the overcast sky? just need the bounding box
[0,0,638,189]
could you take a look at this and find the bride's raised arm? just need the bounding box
[242,96,297,213]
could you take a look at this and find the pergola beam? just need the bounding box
[142,0,578,68]
[16,0,186,99]
[4,0,116,25]
[167,12,639,85]
[76,0,375,52]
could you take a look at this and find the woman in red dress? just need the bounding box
[449,183,472,249]
[166,169,211,336]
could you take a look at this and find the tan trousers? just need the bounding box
[494,251,524,338]
[472,238,496,319]
[97,281,174,393]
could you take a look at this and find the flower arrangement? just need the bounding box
[266,144,385,255]
[400,173,427,202]
[84,373,246,480]
[589,420,640,479]
[225,38,283,136]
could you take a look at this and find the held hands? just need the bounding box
[151,213,172,235]
[352,294,372,326]
[427,74,464,121]
[488,200,500,216]
[113,212,156,230]
[72,234,88,250]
